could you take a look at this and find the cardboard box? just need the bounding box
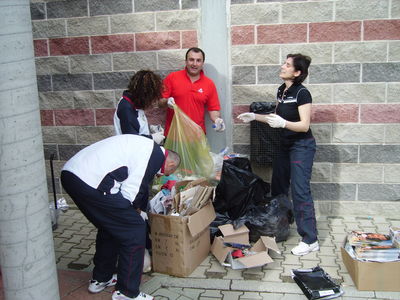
[211,224,280,269]
[150,201,216,277]
[341,241,400,291]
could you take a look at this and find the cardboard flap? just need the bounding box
[260,236,280,254]
[218,224,249,245]
[187,202,216,237]
[211,236,232,264]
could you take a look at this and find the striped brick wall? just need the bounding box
[31,0,400,211]
[231,0,400,206]
[31,0,199,200]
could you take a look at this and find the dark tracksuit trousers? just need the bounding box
[61,171,145,298]
[271,137,318,244]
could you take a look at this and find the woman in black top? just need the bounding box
[238,53,318,256]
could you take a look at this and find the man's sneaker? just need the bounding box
[88,273,117,293]
[291,241,319,256]
[112,290,154,300]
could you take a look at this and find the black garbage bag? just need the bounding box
[238,194,294,243]
[213,157,270,220]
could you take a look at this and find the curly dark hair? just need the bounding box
[127,70,162,110]
[286,53,312,84]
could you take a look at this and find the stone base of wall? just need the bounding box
[315,201,400,218]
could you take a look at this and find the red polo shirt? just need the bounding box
[162,69,221,135]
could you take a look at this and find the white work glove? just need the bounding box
[213,118,225,132]
[151,131,165,144]
[139,210,148,221]
[167,97,175,108]
[266,114,286,128]
[237,112,255,123]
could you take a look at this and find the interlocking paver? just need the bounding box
[51,210,398,300]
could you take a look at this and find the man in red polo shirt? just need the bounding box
[160,47,225,136]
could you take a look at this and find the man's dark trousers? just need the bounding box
[61,171,145,298]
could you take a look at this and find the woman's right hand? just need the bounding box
[237,112,255,123]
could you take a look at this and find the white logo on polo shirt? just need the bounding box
[198,88,203,93]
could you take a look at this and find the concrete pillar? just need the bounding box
[200,0,232,153]
[0,1,60,299]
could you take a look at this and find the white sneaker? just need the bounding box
[143,249,152,273]
[291,241,319,256]
[112,291,154,300]
[88,273,117,293]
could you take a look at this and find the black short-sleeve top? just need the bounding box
[276,83,314,143]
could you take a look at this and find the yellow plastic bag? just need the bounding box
[165,106,214,178]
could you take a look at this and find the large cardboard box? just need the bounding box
[211,224,280,269]
[150,201,216,277]
[341,243,400,291]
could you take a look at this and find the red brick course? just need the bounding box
[49,37,90,56]
[54,109,95,126]
[364,20,400,40]
[34,40,48,57]
[232,25,255,45]
[182,30,198,48]
[136,31,180,51]
[95,109,115,126]
[311,104,359,123]
[310,21,361,42]
[91,34,135,54]
[257,24,307,44]
[360,104,400,123]
[41,110,55,126]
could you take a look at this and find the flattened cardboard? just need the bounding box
[341,239,400,291]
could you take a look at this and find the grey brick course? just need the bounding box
[311,183,357,201]
[35,57,69,75]
[47,0,88,19]
[358,184,400,201]
[93,71,132,90]
[309,64,361,84]
[231,3,279,25]
[258,65,281,84]
[30,2,45,20]
[113,52,157,71]
[67,17,109,36]
[89,0,132,16]
[332,83,385,103]
[37,75,52,92]
[233,66,256,85]
[332,124,384,143]
[134,0,179,12]
[335,0,389,21]
[314,144,358,163]
[363,63,400,82]
[58,144,87,161]
[182,0,198,9]
[156,10,199,31]
[360,145,400,163]
[281,1,333,23]
[32,19,66,39]
[110,13,155,34]
[70,54,112,73]
[53,73,93,91]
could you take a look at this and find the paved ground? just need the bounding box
[1,208,399,299]
[49,208,400,300]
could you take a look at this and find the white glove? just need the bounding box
[167,97,175,108]
[213,118,225,132]
[139,210,148,221]
[237,112,255,123]
[151,131,165,144]
[266,114,286,128]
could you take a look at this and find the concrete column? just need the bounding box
[0,1,60,299]
[200,0,232,153]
